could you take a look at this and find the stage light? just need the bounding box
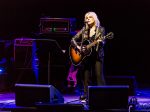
[0,67,6,74]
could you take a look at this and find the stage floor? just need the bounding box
[0,88,150,112]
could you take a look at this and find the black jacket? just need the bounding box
[71,26,105,59]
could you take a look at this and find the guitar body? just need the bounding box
[69,32,114,66]
[69,40,92,66]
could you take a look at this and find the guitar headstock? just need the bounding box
[97,32,114,42]
[105,32,114,39]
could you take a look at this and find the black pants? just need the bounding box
[82,57,105,97]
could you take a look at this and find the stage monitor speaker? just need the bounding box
[88,85,129,110]
[15,84,64,106]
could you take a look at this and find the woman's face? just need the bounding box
[85,14,95,26]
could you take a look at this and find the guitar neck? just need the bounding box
[84,32,113,50]
[87,40,98,49]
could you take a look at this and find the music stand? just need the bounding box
[35,39,66,85]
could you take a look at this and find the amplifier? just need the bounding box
[14,38,33,68]
[14,38,33,46]
[40,18,76,34]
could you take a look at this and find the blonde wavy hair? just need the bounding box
[84,11,101,27]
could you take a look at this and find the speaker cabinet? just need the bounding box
[14,38,33,69]
[15,84,64,106]
[0,73,7,91]
[88,85,129,110]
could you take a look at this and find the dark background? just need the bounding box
[0,0,150,88]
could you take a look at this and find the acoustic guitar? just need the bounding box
[69,32,114,66]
